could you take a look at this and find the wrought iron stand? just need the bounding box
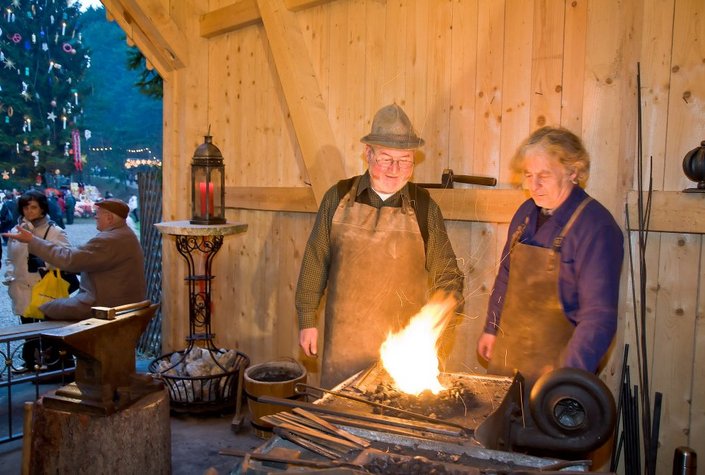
[153,221,249,423]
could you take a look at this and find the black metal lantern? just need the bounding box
[190,134,226,224]
[682,140,705,193]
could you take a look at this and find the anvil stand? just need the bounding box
[155,221,249,425]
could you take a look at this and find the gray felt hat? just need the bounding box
[360,104,425,149]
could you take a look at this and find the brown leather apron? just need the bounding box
[488,198,592,384]
[321,177,428,388]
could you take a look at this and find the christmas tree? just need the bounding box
[0,0,90,189]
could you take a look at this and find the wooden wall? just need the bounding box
[102,0,704,472]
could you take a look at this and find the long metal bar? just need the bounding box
[255,395,466,437]
[294,382,473,435]
[219,448,361,470]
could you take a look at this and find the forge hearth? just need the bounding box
[361,380,481,419]
[240,362,615,473]
[315,362,512,432]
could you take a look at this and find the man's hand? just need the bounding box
[2,226,33,243]
[477,332,496,362]
[299,327,318,357]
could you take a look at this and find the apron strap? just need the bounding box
[547,197,593,271]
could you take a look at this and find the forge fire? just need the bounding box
[379,292,457,395]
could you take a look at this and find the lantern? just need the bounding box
[682,140,705,193]
[190,134,226,224]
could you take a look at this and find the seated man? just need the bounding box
[3,198,146,320]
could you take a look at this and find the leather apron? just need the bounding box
[488,198,592,384]
[321,177,428,388]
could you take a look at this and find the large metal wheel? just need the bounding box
[529,368,616,444]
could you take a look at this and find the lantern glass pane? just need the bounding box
[210,167,224,219]
[192,165,208,221]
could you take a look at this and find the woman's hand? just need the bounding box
[477,332,496,362]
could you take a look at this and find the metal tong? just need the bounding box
[294,382,473,436]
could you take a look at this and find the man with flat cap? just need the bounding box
[4,198,146,320]
[296,103,464,388]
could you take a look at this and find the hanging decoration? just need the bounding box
[72,128,82,171]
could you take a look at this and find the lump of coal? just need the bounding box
[365,455,466,475]
[362,381,478,419]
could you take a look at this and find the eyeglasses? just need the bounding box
[374,157,415,170]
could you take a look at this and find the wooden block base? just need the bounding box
[23,389,171,475]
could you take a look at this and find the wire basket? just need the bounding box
[149,348,249,414]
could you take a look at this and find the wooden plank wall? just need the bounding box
[113,0,704,471]
[637,0,705,472]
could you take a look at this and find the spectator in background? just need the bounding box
[63,189,76,225]
[47,192,65,229]
[128,195,139,223]
[0,192,19,245]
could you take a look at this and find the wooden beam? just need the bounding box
[225,186,527,223]
[101,0,188,75]
[256,0,346,206]
[200,0,334,38]
[199,0,261,38]
[225,186,319,213]
[627,190,705,234]
[430,189,526,223]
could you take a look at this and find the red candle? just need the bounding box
[199,182,214,216]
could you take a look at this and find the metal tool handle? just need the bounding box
[417,168,497,188]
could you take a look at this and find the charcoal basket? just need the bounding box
[149,349,250,414]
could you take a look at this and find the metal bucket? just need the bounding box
[244,358,307,439]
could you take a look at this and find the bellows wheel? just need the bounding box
[529,368,616,444]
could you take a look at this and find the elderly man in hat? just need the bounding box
[3,198,146,320]
[296,103,464,388]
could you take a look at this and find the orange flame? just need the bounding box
[379,292,456,395]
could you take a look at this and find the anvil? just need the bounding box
[40,300,163,415]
